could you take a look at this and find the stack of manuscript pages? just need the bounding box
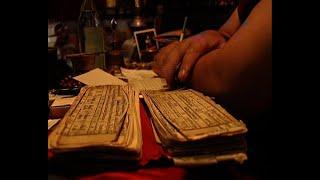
[48,85,142,171]
[141,89,248,166]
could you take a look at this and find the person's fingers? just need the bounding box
[153,39,190,86]
[153,41,180,73]
[155,30,227,82]
[152,61,161,74]
[178,39,224,82]
[158,41,180,55]
[160,42,190,85]
[178,47,202,82]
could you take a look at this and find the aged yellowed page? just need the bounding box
[143,89,247,141]
[48,119,61,130]
[129,78,168,91]
[120,67,158,80]
[48,85,141,157]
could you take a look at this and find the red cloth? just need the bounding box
[79,167,185,180]
[138,100,167,166]
[49,100,186,179]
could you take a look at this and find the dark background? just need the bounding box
[48,0,238,33]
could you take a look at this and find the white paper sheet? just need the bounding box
[73,68,127,86]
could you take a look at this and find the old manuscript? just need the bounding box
[142,89,248,166]
[48,85,142,160]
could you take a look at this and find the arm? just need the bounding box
[218,7,242,39]
[153,6,243,85]
[189,0,272,116]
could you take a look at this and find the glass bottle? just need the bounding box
[78,0,106,70]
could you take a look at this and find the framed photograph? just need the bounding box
[134,28,159,60]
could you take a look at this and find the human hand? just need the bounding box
[152,30,226,86]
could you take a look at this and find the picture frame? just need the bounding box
[134,28,159,60]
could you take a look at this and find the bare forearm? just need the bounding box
[188,0,272,116]
[188,50,229,97]
[188,46,272,118]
